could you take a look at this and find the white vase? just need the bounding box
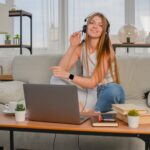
[15,111,26,122]
[128,116,140,128]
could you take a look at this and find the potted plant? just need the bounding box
[15,103,26,122]
[127,109,140,128]
[5,34,11,45]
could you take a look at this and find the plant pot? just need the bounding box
[128,116,140,128]
[5,40,11,45]
[13,38,20,45]
[15,111,26,122]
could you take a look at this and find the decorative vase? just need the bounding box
[13,38,20,45]
[128,116,140,128]
[15,111,26,122]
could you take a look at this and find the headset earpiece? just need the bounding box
[82,25,87,33]
[82,16,88,34]
[106,20,110,35]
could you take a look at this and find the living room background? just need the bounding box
[0,0,150,55]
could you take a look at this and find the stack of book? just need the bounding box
[112,104,150,124]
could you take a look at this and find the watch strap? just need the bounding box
[69,74,74,80]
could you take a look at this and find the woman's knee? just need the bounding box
[106,84,125,103]
[95,83,125,112]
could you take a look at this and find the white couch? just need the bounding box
[0,54,150,150]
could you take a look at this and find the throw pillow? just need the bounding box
[0,81,25,104]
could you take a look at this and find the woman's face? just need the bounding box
[87,15,103,39]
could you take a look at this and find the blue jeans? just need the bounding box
[95,82,125,112]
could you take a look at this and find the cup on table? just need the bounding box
[5,101,17,112]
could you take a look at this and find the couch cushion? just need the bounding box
[0,81,25,104]
[126,98,150,112]
[117,56,150,100]
[12,54,62,84]
[12,54,82,84]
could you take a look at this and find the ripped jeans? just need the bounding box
[95,82,125,113]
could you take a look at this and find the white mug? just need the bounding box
[5,101,17,112]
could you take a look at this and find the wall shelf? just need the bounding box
[1,10,33,55]
[113,43,150,53]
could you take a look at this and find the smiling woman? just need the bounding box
[50,12,125,113]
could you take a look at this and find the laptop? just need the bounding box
[23,84,89,124]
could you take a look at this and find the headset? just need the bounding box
[82,12,110,35]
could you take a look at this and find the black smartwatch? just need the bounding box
[69,74,74,80]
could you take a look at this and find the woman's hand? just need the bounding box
[70,32,82,47]
[50,66,70,79]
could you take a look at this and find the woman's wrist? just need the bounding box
[68,45,77,51]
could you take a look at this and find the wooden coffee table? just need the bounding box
[0,114,150,150]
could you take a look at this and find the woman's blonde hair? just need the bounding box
[84,12,120,84]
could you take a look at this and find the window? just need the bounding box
[135,0,150,53]
[0,0,5,4]
[68,0,125,36]
[14,0,59,52]
[9,0,150,55]
[14,0,125,52]
[135,0,150,33]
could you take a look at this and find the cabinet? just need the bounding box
[113,43,150,53]
[0,10,32,55]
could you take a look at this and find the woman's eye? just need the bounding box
[89,21,94,24]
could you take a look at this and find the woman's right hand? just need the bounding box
[70,32,81,48]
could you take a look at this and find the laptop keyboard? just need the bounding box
[80,115,89,123]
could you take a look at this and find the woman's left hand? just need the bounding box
[50,66,70,79]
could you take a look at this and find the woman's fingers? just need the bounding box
[71,31,81,37]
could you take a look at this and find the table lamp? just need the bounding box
[118,24,138,44]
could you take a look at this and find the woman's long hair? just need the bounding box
[84,12,120,84]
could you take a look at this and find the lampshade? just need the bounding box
[118,24,138,44]
[0,4,10,34]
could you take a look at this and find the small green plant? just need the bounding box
[15,104,25,111]
[15,34,20,39]
[128,109,139,116]
[5,35,11,40]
